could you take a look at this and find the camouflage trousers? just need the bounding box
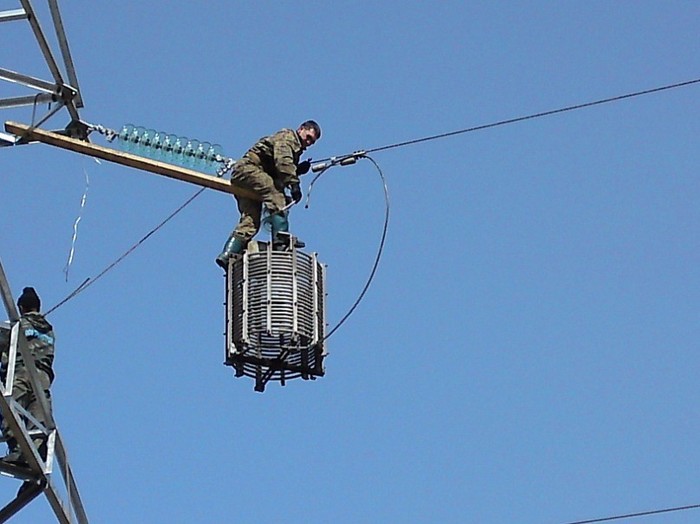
[229,160,287,244]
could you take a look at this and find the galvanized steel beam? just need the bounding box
[0,8,27,23]
[17,0,79,122]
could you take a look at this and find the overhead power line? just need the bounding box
[562,502,700,524]
[315,76,700,162]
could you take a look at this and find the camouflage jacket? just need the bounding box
[244,128,304,186]
[0,312,55,381]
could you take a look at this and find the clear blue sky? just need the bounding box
[1,1,699,523]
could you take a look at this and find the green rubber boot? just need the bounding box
[216,234,244,269]
[270,212,306,251]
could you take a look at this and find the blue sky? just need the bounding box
[1,1,699,523]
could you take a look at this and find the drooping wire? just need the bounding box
[561,502,700,524]
[63,161,93,282]
[304,163,333,209]
[46,187,206,316]
[312,77,700,163]
[311,154,390,345]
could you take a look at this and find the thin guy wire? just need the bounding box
[562,502,700,524]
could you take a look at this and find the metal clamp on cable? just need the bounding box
[311,150,366,172]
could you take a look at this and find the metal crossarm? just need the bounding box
[0,9,28,23]
[0,69,57,94]
[0,0,83,145]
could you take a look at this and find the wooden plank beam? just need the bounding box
[4,121,258,200]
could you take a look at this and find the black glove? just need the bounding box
[297,159,312,175]
[290,183,302,203]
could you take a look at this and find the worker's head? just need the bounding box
[17,287,41,314]
[298,120,321,149]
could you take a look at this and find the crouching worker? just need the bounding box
[0,287,55,466]
[216,120,321,269]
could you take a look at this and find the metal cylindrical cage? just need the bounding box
[225,246,327,391]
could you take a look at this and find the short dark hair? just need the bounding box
[300,120,321,139]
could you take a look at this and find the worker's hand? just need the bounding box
[297,159,312,175]
[290,183,303,203]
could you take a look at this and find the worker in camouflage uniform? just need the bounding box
[0,287,55,465]
[216,120,321,269]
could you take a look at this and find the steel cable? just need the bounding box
[313,77,700,163]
